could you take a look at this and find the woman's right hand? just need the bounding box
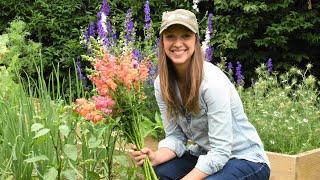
[130,144,157,166]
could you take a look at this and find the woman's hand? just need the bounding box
[130,144,157,166]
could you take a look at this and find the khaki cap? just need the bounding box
[160,9,199,35]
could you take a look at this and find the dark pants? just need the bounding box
[154,152,270,180]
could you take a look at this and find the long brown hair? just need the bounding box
[158,35,204,120]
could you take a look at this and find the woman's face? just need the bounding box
[162,25,196,67]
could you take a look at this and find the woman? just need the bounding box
[131,9,270,180]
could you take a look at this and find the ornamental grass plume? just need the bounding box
[74,49,157,179]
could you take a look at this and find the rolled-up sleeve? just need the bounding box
[154,77,187,157]
[195,77,233,175]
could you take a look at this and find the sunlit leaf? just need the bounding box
[33,128,50,139]
[24,155,49,163]
[63,144,77,161]
[43,167,58,180]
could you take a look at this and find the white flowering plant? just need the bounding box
[238,63,320,154]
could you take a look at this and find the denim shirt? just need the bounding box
[154,61,270,175]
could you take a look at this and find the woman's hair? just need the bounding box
[158,34,204,120]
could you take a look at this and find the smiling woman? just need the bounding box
[162,25,196,73]
[130,9,270,180]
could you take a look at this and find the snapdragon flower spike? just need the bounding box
[93,95,115,115]
[125,9,134,45]
[236,61,244,85]
[75,98,104,123]
[267,58,273,74]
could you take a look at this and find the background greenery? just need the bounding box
[1,0,319,88]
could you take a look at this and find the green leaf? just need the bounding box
[24,155,49,163]
[62,169,77,180]
[59,124,70,137]
[87,171,100,180]
[31,123,44,132]
[33,128,50,139]
[63,144,77,161]
[88,137,101,149]
[43,167,58,180]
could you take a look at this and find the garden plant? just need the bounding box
[0,0,319,179]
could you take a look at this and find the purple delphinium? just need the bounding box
[147,62,158,85]
[227,62,233,71]
[125,8,134,45]
[267,58,273,74]
[208,13,213,33]
[89,22,95,37]
[102,0,110,16]
[101,0,116,43]
[106,20,117,43]
[76,58,86,81]
[144,0,152,40]
[132,49,141,61]
[236,61,244,85]
[97,11,110,47]
[144,0,151,29]
[205,46,214,62]
[204,12,214,61]
[154,37,160,58]
[83,29,89,45]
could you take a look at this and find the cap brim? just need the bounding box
[160,21,198,35]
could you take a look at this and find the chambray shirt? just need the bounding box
[154,61,270,175]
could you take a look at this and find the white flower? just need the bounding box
[303,118,308,123]
[270,140,275,145]
[192,0,199,12]
[201,27,210,52]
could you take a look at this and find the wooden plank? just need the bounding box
[296,148,320,180]
[267,151,297,180]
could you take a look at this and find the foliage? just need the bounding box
[0,63,136,179]
[211,0,320,81]
[1,0,319,87]
[239,63,320,154]
[0,20,44,80]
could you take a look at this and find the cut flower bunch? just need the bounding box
[75,49,158,179]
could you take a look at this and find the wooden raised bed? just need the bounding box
[144,137,320,180]
[268,148,320,180]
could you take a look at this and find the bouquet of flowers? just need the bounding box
[74,49,158,179]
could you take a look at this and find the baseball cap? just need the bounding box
[160,9,199,35]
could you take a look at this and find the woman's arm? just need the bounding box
[131,145,176,166]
